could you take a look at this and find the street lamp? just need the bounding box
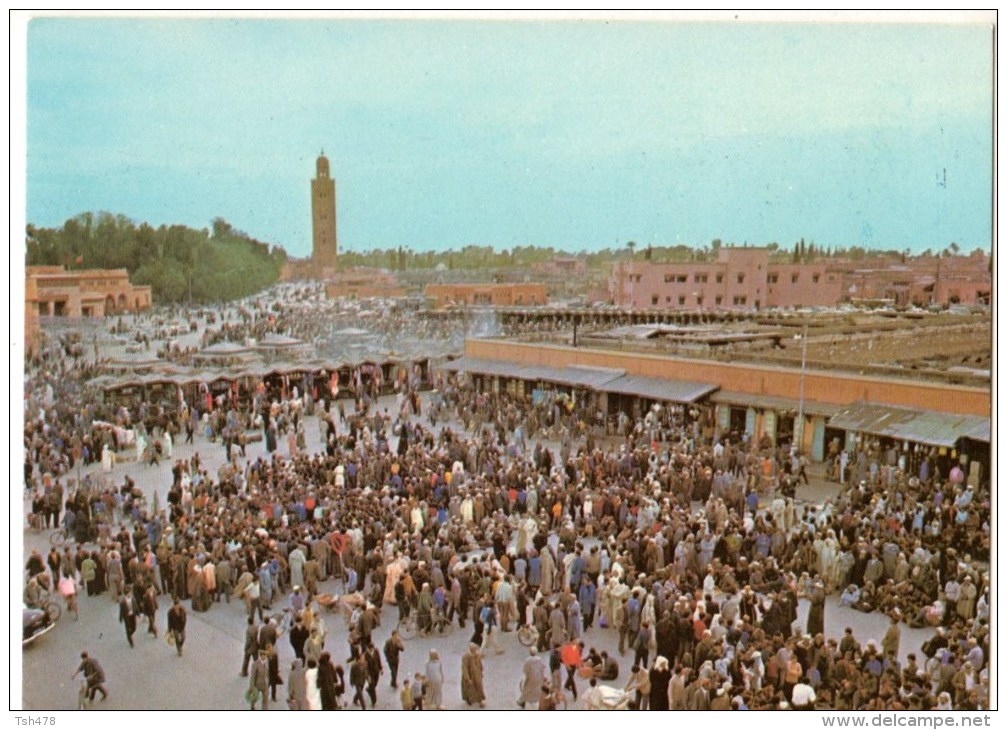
[796,324,808,451]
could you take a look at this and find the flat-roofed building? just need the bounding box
[609,247,990,310]
[26,265,152,318]
[425,282,548,308]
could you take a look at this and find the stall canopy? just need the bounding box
[961,419,991,444]
[711,391,842,417]
[605,375,719,404]
[544,365,624,390]
[439,357,716,403]
[827,401,990,448]
[438,356,538,380]
[439,357,620,388]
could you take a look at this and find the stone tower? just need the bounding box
[311,151,337,267]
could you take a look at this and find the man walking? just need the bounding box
[350,653,369,710]
[142,582,159,638]
[365,641,384,708]
[289,616,309,662]
[384,630,405,688]
[118,588,138,648]
[240,617,259,677]
[167,598,187,656]
[73,651,108,703]
[248,651,270,710]
[257,617,278,657]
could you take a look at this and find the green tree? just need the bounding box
[26,211,284,304]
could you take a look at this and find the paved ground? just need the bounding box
[19,337,936,710]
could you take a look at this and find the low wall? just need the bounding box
[465,339,990,417]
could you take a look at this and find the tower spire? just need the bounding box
[311,151,337,270]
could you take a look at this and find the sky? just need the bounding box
[21,12,995,258]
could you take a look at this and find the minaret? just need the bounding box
[311,151,337,267]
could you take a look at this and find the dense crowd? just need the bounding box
[22,296,991,712]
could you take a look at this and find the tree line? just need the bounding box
[26,212,287,304]
[340,239,983,271]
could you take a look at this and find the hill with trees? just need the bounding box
[26,213,287,304]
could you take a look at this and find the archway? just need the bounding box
[105,295,116,314]
[118,293,128,309]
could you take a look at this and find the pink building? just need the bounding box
[609,247,990,310]
[610,247,840,310]
[931,253,991,305]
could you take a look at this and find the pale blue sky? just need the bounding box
[25,16,993,257]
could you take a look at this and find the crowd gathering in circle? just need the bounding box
[23,294,990,712]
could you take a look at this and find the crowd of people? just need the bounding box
[22,292,991,712]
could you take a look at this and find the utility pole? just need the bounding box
[796,323,808,451]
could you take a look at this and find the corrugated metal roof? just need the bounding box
[439,358,622,388]
[711,390,842,417]
[961,419,991,443]
[439,357,716,402]
[437,356,531,380]
[605,375,718,404]
[827,401,989,447]
[545,365,625,389]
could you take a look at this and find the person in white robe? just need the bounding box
[383,555,409,605]
[101,444,114,473]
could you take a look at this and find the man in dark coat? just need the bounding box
[257,617,278,654]
[364,642,383,708]
[383,630,404,688]
[167,598,187,656]
[289,616,310,661]
[240,617,259,677]
[350,653,369,710]
[118,587,138,647]
[74,652,108,702]
[806,582,826,637]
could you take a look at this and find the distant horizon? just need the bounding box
[23,14,994,257]
[26,210,991,261]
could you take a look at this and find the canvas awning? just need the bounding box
[541,365,624,389]
[827,401,990,448]
[605,375,719,404]
[439,357,716,402]
[437,356,532,380]
[711,390,842,417]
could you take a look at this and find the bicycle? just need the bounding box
[50,527,70,548]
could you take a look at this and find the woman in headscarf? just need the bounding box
[648,656,672,711]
